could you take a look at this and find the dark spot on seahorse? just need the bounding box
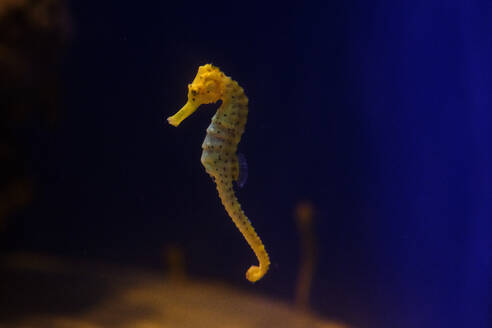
[192,98,195,101]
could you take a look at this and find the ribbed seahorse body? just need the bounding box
[168,64,270,282]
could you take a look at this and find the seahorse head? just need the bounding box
[168,64,227,127]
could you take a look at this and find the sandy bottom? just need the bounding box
[0,253,348,328]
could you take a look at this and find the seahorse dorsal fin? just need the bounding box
[236,152,248,188]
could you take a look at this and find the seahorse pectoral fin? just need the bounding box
[168,101,199,127]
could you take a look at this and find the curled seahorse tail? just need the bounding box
[216,182,270,283]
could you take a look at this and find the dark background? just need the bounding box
[1,1,491,328]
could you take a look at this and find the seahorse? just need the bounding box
[167,64,270,282]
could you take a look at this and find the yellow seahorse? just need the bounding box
[167,64,270,282]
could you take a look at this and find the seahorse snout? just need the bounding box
[168,101,199,127]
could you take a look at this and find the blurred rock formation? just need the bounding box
[0,0,70,229]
